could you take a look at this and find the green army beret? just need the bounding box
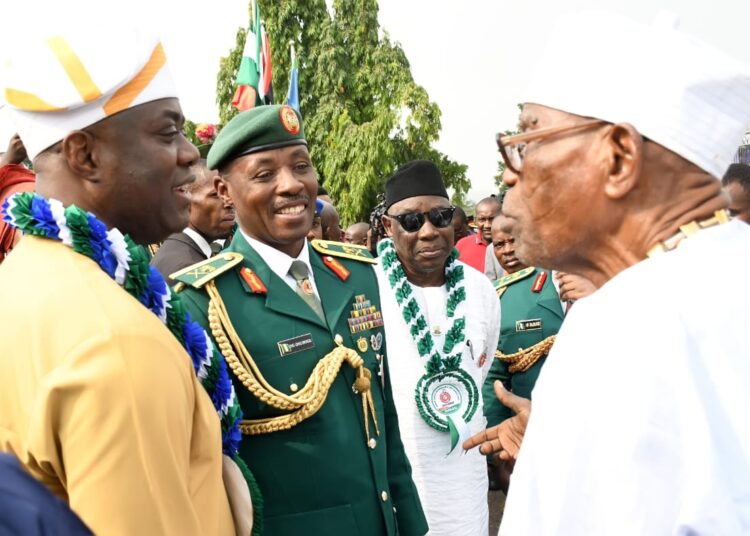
[207,104,306,170]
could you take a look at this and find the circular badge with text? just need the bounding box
[415,369,478,433]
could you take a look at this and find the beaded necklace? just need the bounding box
[378,238,478,452]
[2,192,263,533]
[378,238,467,372]
[647,209,730,257]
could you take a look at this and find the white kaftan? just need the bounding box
[376,261,500,535]
[501,221,750,535]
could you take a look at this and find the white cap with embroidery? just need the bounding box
[523,10,750,178]
[2,25,177,160]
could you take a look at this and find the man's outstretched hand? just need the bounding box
[463,381,531,461]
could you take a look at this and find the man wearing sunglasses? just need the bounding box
[375,160,500,535]
[465,10,750,535]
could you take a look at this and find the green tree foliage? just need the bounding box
[184,119,199,147]
[215,0,469,222]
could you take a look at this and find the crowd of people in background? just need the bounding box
[1,8,750,536]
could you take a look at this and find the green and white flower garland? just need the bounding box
[378,238,478,452]
[2,192,264,534]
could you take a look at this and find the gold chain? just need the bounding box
[494,335,556,373]
[205,281,379,442]
[647,209,730,258]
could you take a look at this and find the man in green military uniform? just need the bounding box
[176,104,427,535]
[483,220,564,428]
[481,217,564,493]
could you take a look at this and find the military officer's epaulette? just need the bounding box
[171,252,244,291]
[310,239,377,264]
[494,266,536,297]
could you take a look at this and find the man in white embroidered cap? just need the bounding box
[0,22,244,536]
[464,10,750,535]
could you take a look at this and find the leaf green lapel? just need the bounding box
[309,246,355,330]
[229,234,328,329]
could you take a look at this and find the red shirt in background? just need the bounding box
[0,164,36,263]
[455,233,488,273]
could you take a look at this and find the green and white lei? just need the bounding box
[378,238,478,451]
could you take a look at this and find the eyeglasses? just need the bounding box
[385,206,456,233]
[496,120,607,174]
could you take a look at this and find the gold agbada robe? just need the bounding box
[0,237,234,535]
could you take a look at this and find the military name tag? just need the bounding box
[277,333,315,357]
[516,319,542,332]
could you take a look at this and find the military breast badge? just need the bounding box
[347,294,384,333]
[370,332,383,352]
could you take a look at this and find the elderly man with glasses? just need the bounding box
[465,10,750,535]
[375,160,500,535]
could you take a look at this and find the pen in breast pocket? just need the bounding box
[466,340,475,361]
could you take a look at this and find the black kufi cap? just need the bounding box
[385,160,448,210]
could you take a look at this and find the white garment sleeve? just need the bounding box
[483,282,500,378]
[469,269,500,379]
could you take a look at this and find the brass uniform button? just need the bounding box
[368,438,377,449]
[290,383,299,392]
[381,491,388,502]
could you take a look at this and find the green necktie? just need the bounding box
[289,260,326,323]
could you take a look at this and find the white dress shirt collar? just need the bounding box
[183,227,212,259]
[239,229,317,293]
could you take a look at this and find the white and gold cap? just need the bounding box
[2,25,177,160]
[524,10,750,179]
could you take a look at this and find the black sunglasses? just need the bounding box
[386,206,456,233]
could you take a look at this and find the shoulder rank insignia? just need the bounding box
[494,266,536,296]
[531,271,547,293]
[311,239,377,264]
[322,255,350,281]
[170,252,244,289]
[239,267,267,294]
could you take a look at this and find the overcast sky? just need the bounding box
[3,0,750,203]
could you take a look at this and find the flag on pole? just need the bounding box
[286,43,299,112]
[259,22,273,105]
[231,1,261,111]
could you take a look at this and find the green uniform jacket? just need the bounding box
[483,268,564,427]
[180,234,427,536]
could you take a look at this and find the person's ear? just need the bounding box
[61,130,99,180]
[603,123,643,200]
[382,214,394,237]
[216,175,233,205]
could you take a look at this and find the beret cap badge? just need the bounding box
[279,105,300,135]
